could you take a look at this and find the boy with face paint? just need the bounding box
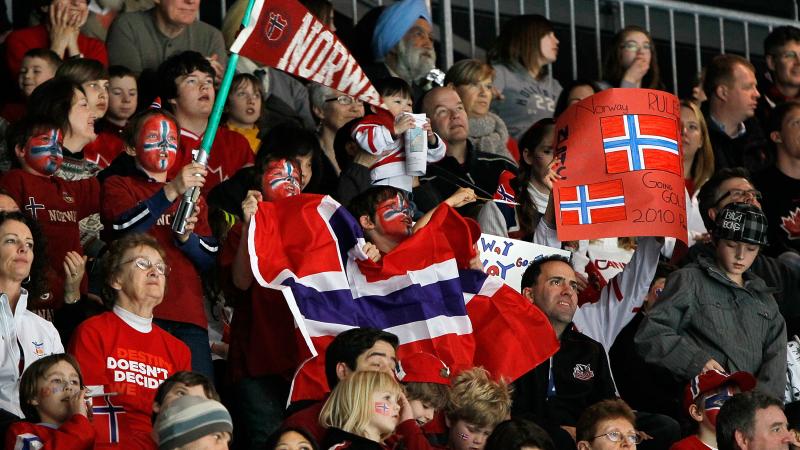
[100,108,219,379]
[0,123,100,313]
[672,370,756,450]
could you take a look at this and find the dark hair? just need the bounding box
[485,418,557,450]
[697,167,753,230]
[333,117,362,173]
[156,51,215,107]
[20,353,83,423]
[554,79,602,118]
[703,54,756,103]
[603,26,661,89]
[101,233,167,307]
[265,427,320,450]
[151,371,220,423]
[576,399,636,442]
[226,73,264,121]
[404,382,450,410]
[109,65,137,80]
[764,26,800,57]
[520,254,571,291]
[717,391,784,450]
[121,108,179,150]
[348,186,405,221]
[652,262,677,289]
[26,77,85,135]
[374,77,412,102]
[0,212,49,300]
[488,14,554,77]
[22,48,62,71]
[768,101,800,135]
[6,119,61,166]
[324,328,399,389]
[516,118,555,236]
[298,0,333,26]
[56,58,109,85]
[254,123,321,191]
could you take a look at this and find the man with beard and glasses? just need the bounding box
[365,0,442,105]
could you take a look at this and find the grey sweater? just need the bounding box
[490,63,562,140]
[106,9,227,73]
[635,256,787,398]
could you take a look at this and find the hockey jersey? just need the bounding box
[5,414,95,450]
[83,120,126,169]
[169,127,254,195]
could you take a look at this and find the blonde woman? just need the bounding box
[320,371,404,450]
[680,100,715,244]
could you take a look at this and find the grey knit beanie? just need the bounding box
[155,395,233,450]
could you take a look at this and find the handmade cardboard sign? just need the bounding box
[479,234,570,292]
[553,89,688,243]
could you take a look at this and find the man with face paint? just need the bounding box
[673,371,757,450]
[0,123,101,315]
[101,109,219,380]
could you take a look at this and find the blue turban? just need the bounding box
[372,0,431,61]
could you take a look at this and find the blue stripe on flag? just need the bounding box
[327,203,364,270]
[287,277,470,329]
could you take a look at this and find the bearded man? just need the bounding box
[365,0,442,105]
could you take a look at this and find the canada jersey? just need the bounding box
[68,311,191,449]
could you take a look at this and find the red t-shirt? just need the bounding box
[100,174,213,328]
[671,435,714,450]
[170,127,254,195]
[0,169,99,308]
[84,120,126,169]
[5,414,95,450]
[69,311,191,450]
[5,24,108,76]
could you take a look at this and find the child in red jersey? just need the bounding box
[670,370,756,450]
[5,353,95,450]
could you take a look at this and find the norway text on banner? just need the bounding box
[247,194,559,402]
[231,0,382,108]
[553,89,687,243]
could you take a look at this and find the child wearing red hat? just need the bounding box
[670,370,756,450]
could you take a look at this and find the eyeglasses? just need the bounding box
[324,95,363,106]
[120,257,171,276]
[593,431,642,445]
[620,41,652,53]
[774,51,800,62]
[714,188,762,206]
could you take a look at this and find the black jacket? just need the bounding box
[512,327,616,428]
[701,103,772,173]
[322,427,391,450]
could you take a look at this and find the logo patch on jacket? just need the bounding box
[32,341,44,357]
[573,363,594,381]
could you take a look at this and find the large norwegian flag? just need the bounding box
[231,0,383,108]
[247,194,559,402]
[601,114,681,175]
[559,180,627,225]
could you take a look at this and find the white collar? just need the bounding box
[113,305,152,333]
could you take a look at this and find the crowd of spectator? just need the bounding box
[1,0,800,449]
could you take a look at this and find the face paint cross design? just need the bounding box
[136,115,178,173]
[703,386,735,427]
[24,128,63,176]
[374,402,391,415]
[458,432,470,441]
[375,193,412,241]
[261,159,301,201]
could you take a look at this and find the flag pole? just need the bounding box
[173,0,258,234]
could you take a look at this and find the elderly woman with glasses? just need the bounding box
[308,83,365,195]
[68,233,191,449]
[577,399,641,450]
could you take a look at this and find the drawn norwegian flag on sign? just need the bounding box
[601,114,681,175]
[559,180,627,225]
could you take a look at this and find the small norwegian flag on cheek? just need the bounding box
[559,180,627,225]
[601,114,681,175]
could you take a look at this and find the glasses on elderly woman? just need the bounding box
[593,431,643,445]
[324,95,363,106]
[120,257,171,276]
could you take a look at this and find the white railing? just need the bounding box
[334,0,800,94]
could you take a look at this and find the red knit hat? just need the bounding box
[399,352,451,385]
[683,370,756,411]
